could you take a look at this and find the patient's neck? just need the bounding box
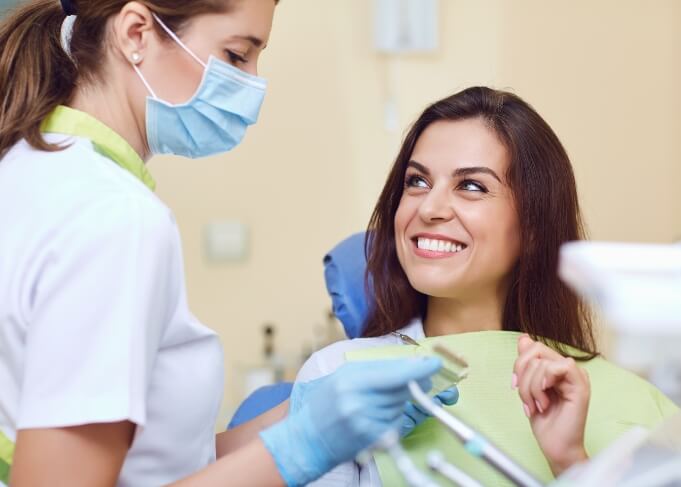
[424,291,506,337]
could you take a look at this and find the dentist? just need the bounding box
[0,1,449,486]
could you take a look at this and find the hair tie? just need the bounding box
[60,0,77,16]
[60,14,77,59]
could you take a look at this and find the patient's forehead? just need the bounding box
[410,119,509,177]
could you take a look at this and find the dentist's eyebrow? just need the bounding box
[233,35,266,49]
[453,166,501,183]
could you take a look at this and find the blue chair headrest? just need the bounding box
[323,232,372,339]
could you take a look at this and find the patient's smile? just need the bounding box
[413,235,468,258]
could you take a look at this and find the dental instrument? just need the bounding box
[426,451,484,487]
[376,430,442,487]
[408,380,544,487]
[393,333,470,394]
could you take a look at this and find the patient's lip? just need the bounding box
[412,232,467,246]
[411,233,468,259]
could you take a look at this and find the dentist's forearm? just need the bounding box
[171,438,285,487]
[215,400,289,458]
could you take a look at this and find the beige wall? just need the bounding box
[148,0,681,420]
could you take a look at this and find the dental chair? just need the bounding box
[227,232,369,429]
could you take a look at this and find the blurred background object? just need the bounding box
[3,0,680,423]
[560,241,681,405]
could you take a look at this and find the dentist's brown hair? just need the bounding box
[363,87,597,359]
[0,0,277,159]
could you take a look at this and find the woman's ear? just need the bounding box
[111,1,156,65]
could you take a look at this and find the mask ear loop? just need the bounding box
[151,13,207,69]
[131,13,208,100]
[131,62,159,99]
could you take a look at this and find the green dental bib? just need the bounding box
[346,331,678,486]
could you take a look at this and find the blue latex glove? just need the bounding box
[259,358,441,487]
[400,386,459,437]
[290,380,459,439]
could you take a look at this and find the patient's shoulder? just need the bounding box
[295,335,398,382]
[296,319,424,382]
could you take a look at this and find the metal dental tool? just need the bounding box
[393,334,470,393]
[427,451,484,487]
[376,430,442,487]
[408,380,544,487]
[392,331,422,347]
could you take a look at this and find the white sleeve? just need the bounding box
[295,350,330,383]
[17,194,179,429]
[295,339,358,383]
[295,343,361,487]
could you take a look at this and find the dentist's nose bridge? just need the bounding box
[419,183,456,222]
[246,62,259,77]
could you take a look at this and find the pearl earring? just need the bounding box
[131,52,142,64]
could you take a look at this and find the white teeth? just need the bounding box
[416,238,466,253]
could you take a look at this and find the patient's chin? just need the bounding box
[409,278,464,300]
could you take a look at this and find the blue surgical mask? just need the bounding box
[132,14,267,158]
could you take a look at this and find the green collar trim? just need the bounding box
[41,105,156,191]
[0,430,14,484]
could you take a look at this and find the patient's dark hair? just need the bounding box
[363,86,597,358]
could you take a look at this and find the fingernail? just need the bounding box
[523,403,531,418]
[511,373,518,389]
[541,378,547,391]
[535,399,544,414]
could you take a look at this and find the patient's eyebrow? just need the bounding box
[453,166,501,183]
[407,160,430,175]
[408,161,501,183]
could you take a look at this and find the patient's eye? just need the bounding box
[458,179,488,193]
[405,174,429,189]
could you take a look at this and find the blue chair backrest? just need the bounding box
[227,382,294,430]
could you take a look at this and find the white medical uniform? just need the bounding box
[0,106,224,486]
[296,318,425,487]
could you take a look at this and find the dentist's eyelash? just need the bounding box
[225,50,247,64]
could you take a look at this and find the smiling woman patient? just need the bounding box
[296,86,677,486]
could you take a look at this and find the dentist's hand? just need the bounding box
[400,386,459,438]
[260,358,441,487]
[289,379,459,439]
[513,334,590,476]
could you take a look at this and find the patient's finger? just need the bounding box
[514,336,563,381]
[517,357,542,417]
[542,357,589,403]
[529,360,551,414]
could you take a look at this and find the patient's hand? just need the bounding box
[512,334,590,477]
